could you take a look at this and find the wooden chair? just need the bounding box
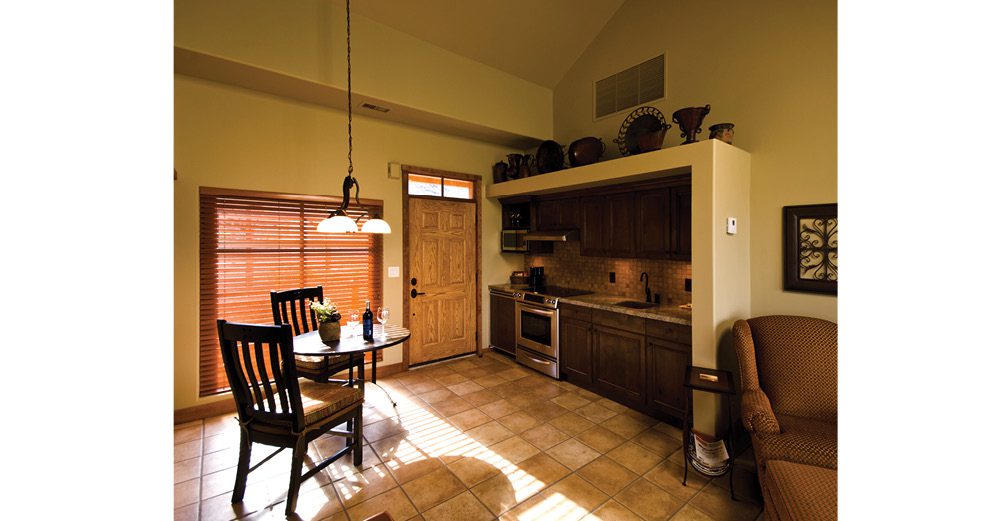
[217,320,363,515]
[270,286,357,384]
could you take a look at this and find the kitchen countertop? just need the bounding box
[489,284,691,326]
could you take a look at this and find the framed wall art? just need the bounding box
[783,203,837,295]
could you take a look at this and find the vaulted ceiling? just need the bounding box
[340,0,627,88]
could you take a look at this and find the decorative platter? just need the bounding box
[614,106,670,156]
[535,140,565,174]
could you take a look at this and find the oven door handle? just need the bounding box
[518,304,556,317]
[525,354,553,365]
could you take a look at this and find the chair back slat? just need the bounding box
[217,320,305,429]
[270,286,324,336]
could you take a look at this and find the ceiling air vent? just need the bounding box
[594,54,666,119]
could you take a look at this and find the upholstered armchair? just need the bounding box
[733,316,838,473]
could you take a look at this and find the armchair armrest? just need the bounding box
[741,389,780,435]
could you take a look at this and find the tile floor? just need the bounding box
[175,351,765,521]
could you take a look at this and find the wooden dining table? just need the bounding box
[292,323,411,389]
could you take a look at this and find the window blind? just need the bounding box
[199,187,384,397]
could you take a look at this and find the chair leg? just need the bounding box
[353,405,363,467]
[284,438,307,515]
[232,427,252,503]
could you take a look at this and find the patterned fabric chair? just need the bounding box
[762,460,837,521]
[217,320,363,516]
[733,314,837,516]
[271,286,357,384]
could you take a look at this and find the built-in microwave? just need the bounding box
[501,229,528,252]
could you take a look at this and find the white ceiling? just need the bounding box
[341,0,626,88]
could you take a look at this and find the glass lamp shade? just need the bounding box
[361,217,392,234]
[316,214,358,233]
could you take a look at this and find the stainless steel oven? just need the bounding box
[515,300,560,378]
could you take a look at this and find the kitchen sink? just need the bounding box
[613,300,659,309]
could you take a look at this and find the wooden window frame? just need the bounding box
[198,187,384,397]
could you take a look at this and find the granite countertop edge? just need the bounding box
[489,284,692,326]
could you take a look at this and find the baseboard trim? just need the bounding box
[174,362,407,424]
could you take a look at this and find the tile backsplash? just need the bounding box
[525,241,692,305]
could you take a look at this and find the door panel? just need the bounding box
[592,324,647,407]
[408,197,477,365]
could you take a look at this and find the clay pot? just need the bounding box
[636,125,671,152]
[493,161,508,183]
[672,104,712,144]
[568,137,606,167]
[708,123,735,144]
[518,154,533,178]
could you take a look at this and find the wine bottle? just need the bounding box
[362,300,374,340]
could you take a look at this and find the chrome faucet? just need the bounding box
[640,272,651,303]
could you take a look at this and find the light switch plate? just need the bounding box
[388,266,400,278]
[727,217,737,235]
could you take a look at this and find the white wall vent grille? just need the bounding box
[594,54,666,119]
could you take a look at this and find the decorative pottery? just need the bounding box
[535,140,565,174]
[614,106,671,155]
[672,104,711,144]
[318,320,341,343]
[708,123,735,144]
[518,154,533,178]
[568,137,606,167]
[506,153,523,180]
[493,161,508,183]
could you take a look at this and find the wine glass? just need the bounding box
[348,311,361,338]
[377,306,390,338]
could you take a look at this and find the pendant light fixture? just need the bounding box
[316,0,391,235]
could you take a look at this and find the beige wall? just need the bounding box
[553,0,837,322]
[174,75,524,410]
[175,0,553,140]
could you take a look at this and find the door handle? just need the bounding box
[410,289,426,298]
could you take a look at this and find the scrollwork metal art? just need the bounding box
[784,204,837,294]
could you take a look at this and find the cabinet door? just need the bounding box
[592,325,647,407]
[535,200,560,231]
[489,294,516,354]
[556,198,581,230]
[580,196,608,256]
[636,189,671,258]
[560,318,593,386]
[607,193,637,257]
[670,185,691,260]
[646,340,690,419]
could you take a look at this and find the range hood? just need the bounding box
[524,229,580,242]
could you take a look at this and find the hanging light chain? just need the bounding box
[346,0,353,177]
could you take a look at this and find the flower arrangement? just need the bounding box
[310,297,341,324]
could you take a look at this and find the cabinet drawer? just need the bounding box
[560,304,592,322]
[646,320,691,345]
[593,309,645,334]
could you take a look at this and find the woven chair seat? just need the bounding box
[298,380,363,426]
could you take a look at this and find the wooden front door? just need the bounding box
[407,197,477,365]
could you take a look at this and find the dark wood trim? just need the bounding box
[520,173,691,203]
[401,165,484,369]
[174,363,406,424]
[199,185,384,207]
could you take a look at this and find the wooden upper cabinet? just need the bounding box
[535,198,580,231]
[636,189,672,259]
[607,193,637,257]
[670,185,691,260]
[580,196,608,256]
[580,194,636,257]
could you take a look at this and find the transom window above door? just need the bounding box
[407,173,474,200]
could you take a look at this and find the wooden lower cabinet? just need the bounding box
[560,318,593,386]
[559,306,692,423]
[646,339,691,420]
[592,325,647,408]
[489,293,516,355]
